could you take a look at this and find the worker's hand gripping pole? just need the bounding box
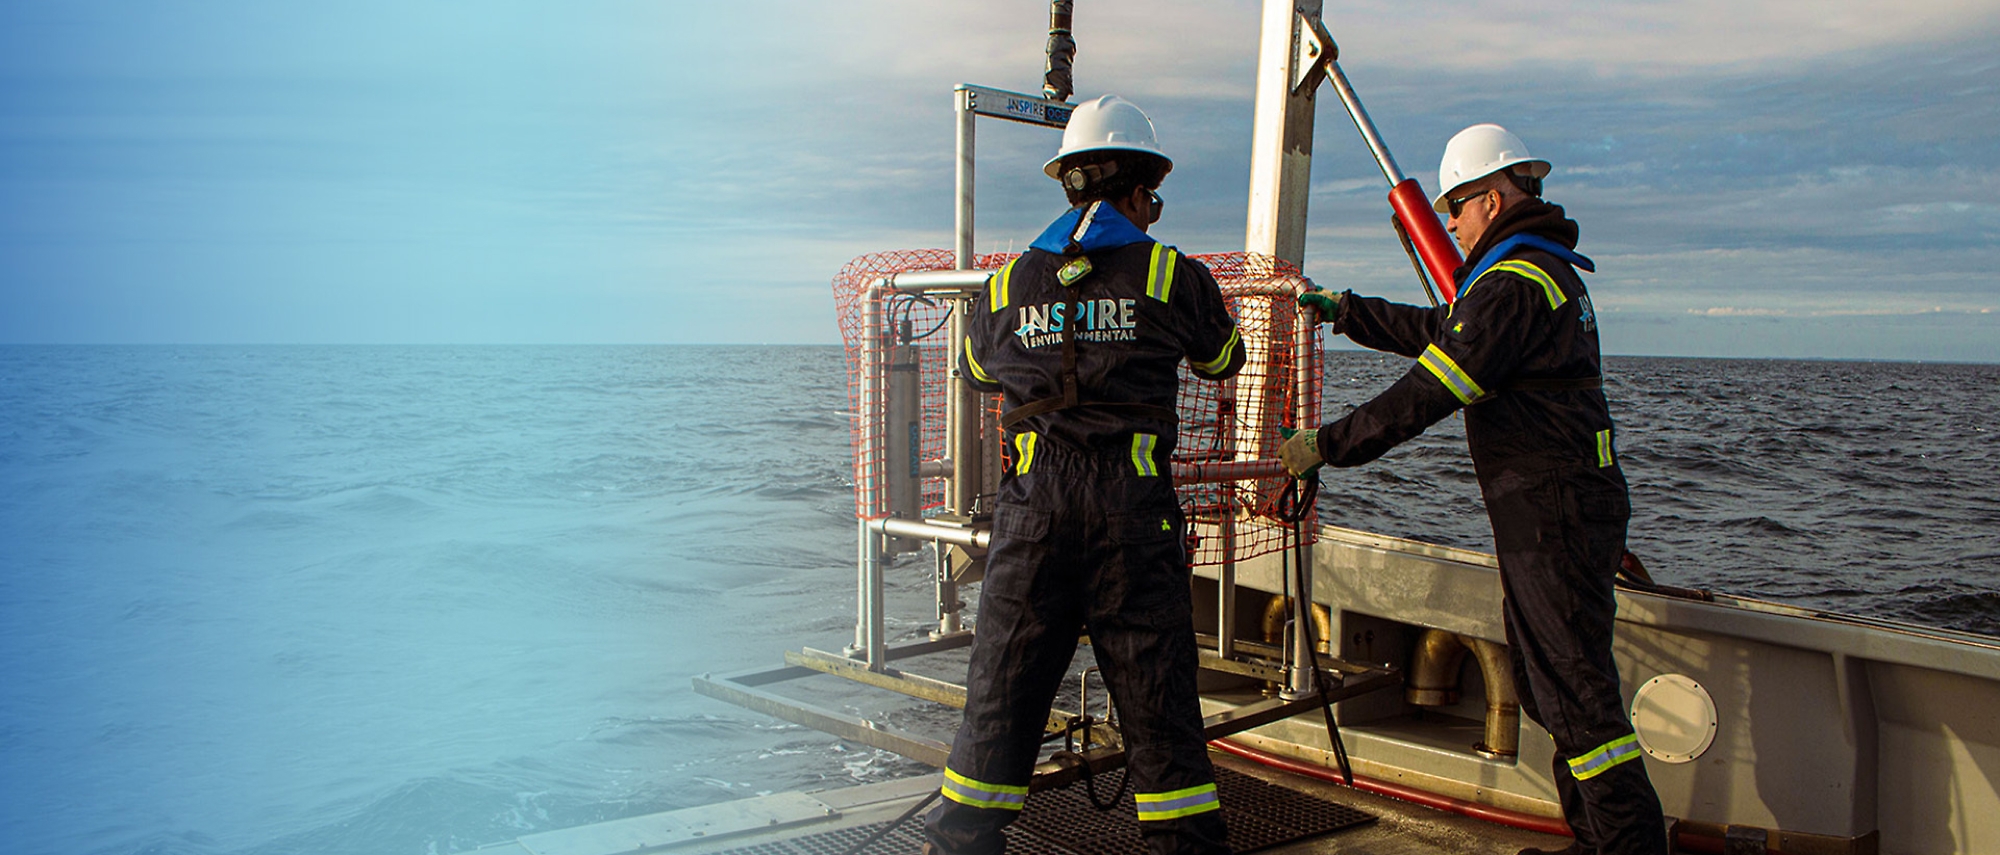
[1294,14,1465,303]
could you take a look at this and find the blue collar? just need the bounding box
[1462,233,1595,287]
[1029,201,1154,255]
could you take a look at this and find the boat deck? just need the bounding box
[474,750,1572,855]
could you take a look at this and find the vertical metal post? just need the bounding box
[1217,517,1237,660]
[938,88,980,637]
[853,291,887,668]
[1243,0,1324,699]
[1244,0,1323,269]
[935,548,962,637]
[948,88,979,519]
[1285,289,1321,698]
[852,518,887,671]
[858,289,883,518]
[955,87,976,271]
[952,305,983,520]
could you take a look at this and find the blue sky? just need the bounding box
[1,1,1995,360]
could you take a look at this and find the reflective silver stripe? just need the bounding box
[1130,433,1159,477]
[1567,734,1642,781]
[989,258,1017,313]
[1418,344,1486,405]
[942,768,1028,811]
[1134,783,1220,821]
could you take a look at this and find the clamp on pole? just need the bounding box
[1291,12,1466,303]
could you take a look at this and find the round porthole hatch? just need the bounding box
[1629,673,1717,764]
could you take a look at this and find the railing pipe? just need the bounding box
[881,269,992,294]
[1171,459,1285,484]
[870,517,993,550]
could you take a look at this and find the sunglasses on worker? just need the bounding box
[1446,187,1491,218]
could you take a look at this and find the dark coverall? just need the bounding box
[927,201,1245,855]
[1312,199,1666,854]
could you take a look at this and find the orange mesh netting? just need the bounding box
[835,249,1321,566]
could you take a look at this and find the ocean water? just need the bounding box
[0,345,1994,855]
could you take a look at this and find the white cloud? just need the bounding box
[1323,0,2000,74]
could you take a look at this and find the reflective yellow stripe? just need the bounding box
[1013,431,1038,475]
[988,258,1017,313]
[1481,259,1567,310]
[1596,429,1614,468]
[963,337,994,384]
[1191,326,1240,376]
[1418,344,1486,405]
[942,767,1028,811]
[1134,783,1220,821]
[1130,433,1158,477]
[1567,734,1642,781]
[1145,244,1177,303]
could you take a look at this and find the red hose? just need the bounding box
[1385,179,1464,303]
[1210,737,1572,836]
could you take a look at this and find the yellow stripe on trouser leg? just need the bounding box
[1567,733,1642,781]
[1596,429,1613,467]
[942,768,1028,811]
[1134,782,1220,821]
[1129,433,1158,477]
[1418,344,1486,405]
[1013,432,1038,475]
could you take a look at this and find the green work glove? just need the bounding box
[1278,427,1324,477]
[1298,289,1342,325]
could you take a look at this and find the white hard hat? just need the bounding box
[1433,123,1551,212]
[1042,94,1173,180]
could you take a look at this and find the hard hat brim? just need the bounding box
[1042,144,1175,180]
[1431,157,1551,212]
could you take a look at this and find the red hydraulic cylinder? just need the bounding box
[1387,178,1464,303]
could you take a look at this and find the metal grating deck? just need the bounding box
[706,766,1373,855]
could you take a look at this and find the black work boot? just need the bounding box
[1517,845,1587,855]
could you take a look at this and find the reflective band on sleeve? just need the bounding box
[1130,433,1159,477]
[942,768,1028,811]
[1567,734,1642,781]
[1145,244,1178,303]
[1192,326,1240,376]
[1133,783,1220,821]
[989,258,1017,313]
[1596,429,1614,468]
[1485,259,1567,310]
[1013,431,1038,476]
[963,338,995,385]
[1418,344,1487,405]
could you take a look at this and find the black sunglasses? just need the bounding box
[1446,188,1490,218]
